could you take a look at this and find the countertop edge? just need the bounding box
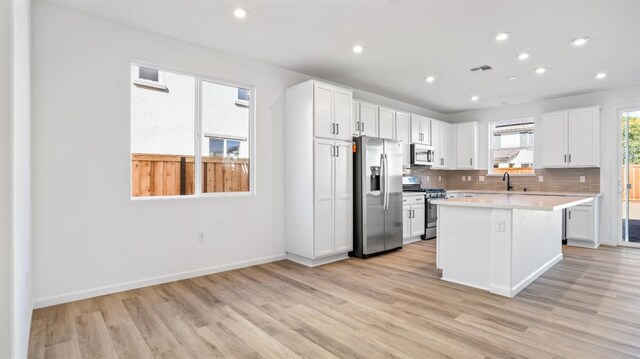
[445,190,602,197]
[432,195,593,211]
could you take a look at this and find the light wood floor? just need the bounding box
[29,241,640,358]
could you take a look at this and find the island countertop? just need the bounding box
[431,194,593,211]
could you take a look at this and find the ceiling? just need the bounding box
[42,0,640,114]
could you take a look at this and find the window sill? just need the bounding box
[133,79,169,92]
[131,191,254,201]
[235,100,250,107]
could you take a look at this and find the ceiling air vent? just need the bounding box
[470,65,493,72]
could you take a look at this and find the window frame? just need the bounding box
[487,117,536,176]
[130,61,256,200]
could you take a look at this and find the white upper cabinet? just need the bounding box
[541,111,568,167]
[359,102,379,137]
[431,120,453,169]
[410,115,431,145]
[352,101,360,136]
[395,112,411,168]
[313,82,353,141]
[567,107,599,167]
[454,122,480,169]
[541,106,600,168]
[334,88,352,141]
[378,107,396,140]
[313,83,334,139]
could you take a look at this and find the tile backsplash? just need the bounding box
[407,167,600,193]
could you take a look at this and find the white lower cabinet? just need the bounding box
[403,194,425,242]
[566,200,599,248]
[410,205,425,238]
[313,139,353,257]
[402,207,411,238]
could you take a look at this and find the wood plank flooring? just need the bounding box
[29,241,640,358]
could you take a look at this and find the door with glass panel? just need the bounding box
[621,109,640,245]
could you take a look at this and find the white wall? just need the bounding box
[12,0,32,356]
[31,2,302,306]
[1,0,32,357]
[0,0,13,355]
[447,86,640,246]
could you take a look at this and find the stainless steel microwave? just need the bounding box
[410,143,435,166]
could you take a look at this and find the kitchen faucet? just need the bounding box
[502,172,513,191]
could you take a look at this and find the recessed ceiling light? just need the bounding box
[425,76,435,83]
[352,45,363,54]
[595,72,607,79]
[470,96,479,102]
[535,67,546,74]
[233,8,247,18]
[517,52,530,60]
[508,76,516,80]
[570,37,590,47]
[495,32,510,41]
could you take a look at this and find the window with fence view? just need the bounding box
[131,65,251,197]
[489,118,534,175]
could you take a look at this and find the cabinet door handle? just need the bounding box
[336,146,339,157]
[564,154,567,163]
[332,123,336,134]
[412,209,415,218]
[408,210,412,219]
[470,158,472,166]
[568,210,571,220]
[569,154,571,163]
[336,123,339,135]
[361,122,365,132]
[356,122,360,132]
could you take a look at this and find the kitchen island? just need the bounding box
[432,194,593,297]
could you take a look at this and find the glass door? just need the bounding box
[621,110,640,246]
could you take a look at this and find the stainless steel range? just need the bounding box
[402,177,446,240]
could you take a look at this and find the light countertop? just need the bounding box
[432,194,593,211]
[445,189,602,197]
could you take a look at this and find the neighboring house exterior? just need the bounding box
[130,65,249,158]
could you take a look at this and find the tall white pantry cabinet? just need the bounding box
[285,80,354,266]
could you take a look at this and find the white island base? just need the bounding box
[436,206,563,297]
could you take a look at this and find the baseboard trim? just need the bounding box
[509,253,563,297]
[286,252,348,267]
[33,253,287,309]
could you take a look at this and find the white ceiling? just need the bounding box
[42,0,640,114]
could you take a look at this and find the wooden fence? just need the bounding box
[132,153,249,197]
[626,164,640,201]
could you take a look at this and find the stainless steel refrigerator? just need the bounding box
[351,136,403,258]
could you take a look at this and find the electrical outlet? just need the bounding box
[197,232,204,242]
[467,176,472,181]
[426,176,430,181]
[479,176,485,182]
[462,176,466,181]
[497,220,506,232]
[438,176,442,181]
[580,176,586,183]
[538,176,544,182]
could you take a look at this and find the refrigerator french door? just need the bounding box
[352,136,403,258]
